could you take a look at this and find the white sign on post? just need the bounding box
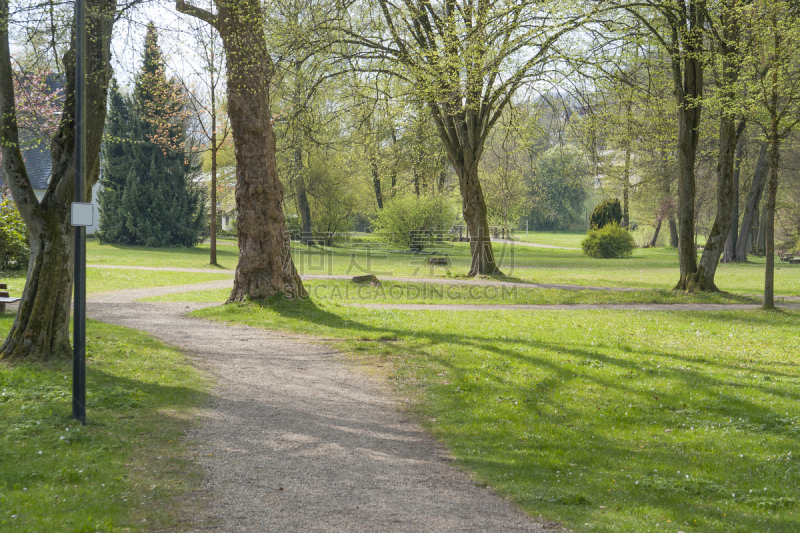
[71,202,94,227]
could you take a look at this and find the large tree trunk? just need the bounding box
[722,135,745,262]
[178,0,305,301]
[669,217,679,247]
[673,3,704,291]
[692,118,744,290]
[0,0,113,360]
[454,160,499,276]
[734,142,769,261]
[763,139,779,309]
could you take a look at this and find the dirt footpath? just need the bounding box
[87,284,553,532]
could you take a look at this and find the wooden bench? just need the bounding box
[0,283,21,313]
[427,256,449,265]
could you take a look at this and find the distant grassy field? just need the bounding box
[194,299,800,533]
[509,231,585,248]
[0,316,210,532]
[79,237,800,297]
[0,268,233,297]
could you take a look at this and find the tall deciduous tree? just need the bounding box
[176,0,305,301]
[0,0,115,359]
[737,0,800,308]
[337,0,591,275]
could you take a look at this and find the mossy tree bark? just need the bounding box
[177,0,305,301]
[0,0,114,360]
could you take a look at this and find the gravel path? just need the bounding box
[86,285,553,532]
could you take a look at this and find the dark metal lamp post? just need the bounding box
[72,0,89,425]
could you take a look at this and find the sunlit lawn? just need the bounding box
[0,268,233,297]
[0,316,211,532]
[80,237,800,297]
[194,299,800,533]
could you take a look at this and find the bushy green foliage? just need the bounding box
[527,146,592,231]
[98,25,206,247]
[374,195,454,249]
[0,198,30,270]
[589,197,623,229]
[581,222,636,258]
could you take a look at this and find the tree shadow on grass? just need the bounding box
[204,299,800,530]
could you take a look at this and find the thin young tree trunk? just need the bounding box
[734,141,769,261]
[757,203,767,255]
[764,140,779,308]
[370,152,383,209]
[291,60,312,244]
[210,118,218,264]
[0,0,114,360]
[763,69,781,309]
[622,147,631,228]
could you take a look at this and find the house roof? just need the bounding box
[0,73,63,192]
[0,140,52,191]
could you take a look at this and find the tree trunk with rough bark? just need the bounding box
[370,152,383,209]
[763,139,779,308]
[734,141,768,261]
[0,0,114,360]
[669,218,679,247]
[453,159,499,276]
[722,136,745,263]
[178,0,305,301]
[672,2,704,291]
[692,118,744,290]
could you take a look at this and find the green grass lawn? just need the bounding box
[0,316,211,532]
[510,231,586,248]
[140,279,759,306]
[0,268,233,297]
[193,300,800,533]
[87,241,238,270]
[81,235,800,297]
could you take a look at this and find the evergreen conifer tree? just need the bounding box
[99,23,205,247]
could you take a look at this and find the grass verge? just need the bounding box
[193,299,800,533]
[140,279,759,306]
[0,268,233,297]
[0,316,211,532]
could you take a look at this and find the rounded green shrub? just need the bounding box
[589,198,623,229]
[374,195,454,250]
[581,222,636,258]
[0,197,30,270]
